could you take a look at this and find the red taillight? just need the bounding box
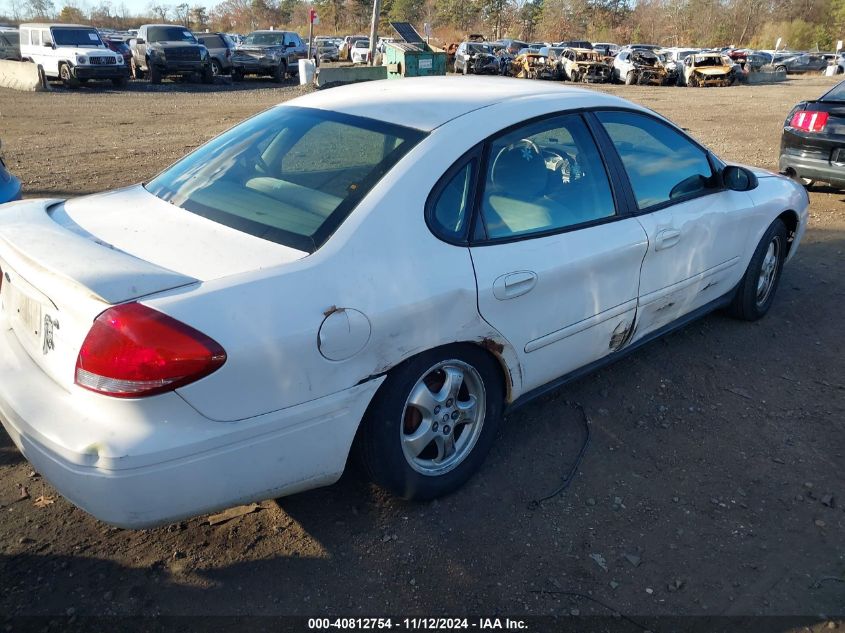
[790,110,829,132]
[75,303,226,398]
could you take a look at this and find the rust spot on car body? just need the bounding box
[480,337,505,355]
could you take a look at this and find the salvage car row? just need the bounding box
[450,39,838,86]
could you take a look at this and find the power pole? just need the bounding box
[368,0,381,66]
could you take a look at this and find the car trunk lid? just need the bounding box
[0,189,306,391]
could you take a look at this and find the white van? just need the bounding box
[19,23,128,87]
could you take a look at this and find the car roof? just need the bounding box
[286,77,635,132]
[20,23,93,28]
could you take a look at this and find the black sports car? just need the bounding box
[779,79,845,188]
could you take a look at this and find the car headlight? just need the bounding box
[76,55,88,64]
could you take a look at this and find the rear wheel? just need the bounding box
[727,219,789,321]
[358,344,504,500]
[211,59,222,77]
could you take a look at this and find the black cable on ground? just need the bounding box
[530,400,592,506]
[530,589,655,632]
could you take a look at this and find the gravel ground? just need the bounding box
[0,74,843,628]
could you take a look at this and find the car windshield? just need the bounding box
[467,43,490,54]
[244,32,285,46]
[695,55,724,66]
[147,26,196,43]
[145,106,426,253]
[52,28,102,46]
[821,80,845,101]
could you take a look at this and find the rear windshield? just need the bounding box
[145,107,426,253]
[821,80,845,101]
[199,34,225,48]
[147,26,196,43]
[52,28,102,46]
[244,32,285,46]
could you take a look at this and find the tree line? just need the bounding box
[3,0,843,51]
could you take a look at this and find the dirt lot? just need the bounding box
[0,75,843,628]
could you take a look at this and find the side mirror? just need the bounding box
[722,165,758,191]
[286,41,296,48]
[135,37,145,45]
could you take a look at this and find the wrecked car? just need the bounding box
[454,41,500,75]
[510,50,558,80]
[560,47,611,83]
[682,53,735,87]
[0,78,808,528]
[612,48,667,85]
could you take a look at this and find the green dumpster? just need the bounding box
[385,41,446,79]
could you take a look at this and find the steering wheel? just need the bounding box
[490,139,542,189]
[542,149,582,184]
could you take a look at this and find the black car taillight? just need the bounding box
[789,110,829,133]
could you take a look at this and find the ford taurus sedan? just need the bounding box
[0,78,808,527]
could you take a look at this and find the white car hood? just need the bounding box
[62,185,308,283]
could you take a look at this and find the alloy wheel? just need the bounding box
[400,360,486,476]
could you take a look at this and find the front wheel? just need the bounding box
[201,65,214,84]
[273,61,287,82]
[624,70,636,85]
[358,344,504,500]
[148,63,162,84]
[59,63,79,88]
[727,219,789,321]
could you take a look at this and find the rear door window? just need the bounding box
[478,113,617,240]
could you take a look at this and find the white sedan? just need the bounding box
[350,39,371,63]
[0,78,808,527]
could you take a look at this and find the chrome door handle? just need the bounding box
[493,271,538,300]
[655,228,681,251]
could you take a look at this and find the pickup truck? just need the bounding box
[129,24,212,84]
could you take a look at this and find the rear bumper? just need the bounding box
[0,322,383,528]
[779,148,845,186]
[73,65,130,80]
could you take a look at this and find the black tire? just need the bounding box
[727,219,789,321]
[211,59,222,77]
[358,344,504,500]
[775,65,786,73]
[111,76,128,87]
[59,63,79,88]
[149,63,162,84]
[231,67,245,81]
[273,60,287,83]
[201,66,214,84]
[624,70,636,85]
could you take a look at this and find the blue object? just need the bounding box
[0,156,21,203]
